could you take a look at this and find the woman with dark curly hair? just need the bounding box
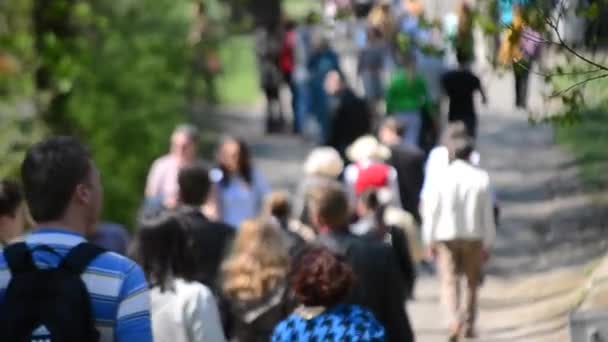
[271,248,386,341]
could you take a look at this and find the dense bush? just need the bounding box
[0,0,201,227]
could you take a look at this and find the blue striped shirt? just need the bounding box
[0,228,153,342]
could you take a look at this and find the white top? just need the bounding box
[422,160,496,248]
[150,278,226,342]
[421,146,481,202]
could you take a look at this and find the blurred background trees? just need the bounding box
[0,0,287,226]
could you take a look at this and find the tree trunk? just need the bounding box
[32,0,76,133]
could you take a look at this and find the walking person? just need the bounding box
[325,70,373,160]
[256,28,285,133]
[378,117,425,223]
[220,218,295,341]
[293,147,345,227]
[386,52,429,147]
[145,124,200,211]
[343,135,402,209]
[176,162,236,290]
[0,180,26,247]
[441,51,488,138]
[308,34,341,144]
[292,13,318,134]
[132,213,226,342]
[499,5,539,109]
[351,189,418,299]
[422,137,496,341]
[0,136,153,341]
[357,27,388,113]
[307,183,414,342]
[213,136,270,228]
[272,247,386,341]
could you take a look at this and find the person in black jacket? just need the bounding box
[325,70,372,161]
[379,117,425,224]
[175,162,236,291]
[351,189,416,299]
[307,183,415,342]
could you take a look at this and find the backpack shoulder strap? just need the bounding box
[59,243,106,275]
[4,242,36,275]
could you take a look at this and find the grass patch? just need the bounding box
[556,106,608,191]
[283,0,322,19]
[216,35,259,105]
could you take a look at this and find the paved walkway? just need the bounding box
[213,69,607,341]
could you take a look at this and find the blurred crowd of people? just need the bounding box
[0,1,553,342]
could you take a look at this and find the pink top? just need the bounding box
[145,155,181,206]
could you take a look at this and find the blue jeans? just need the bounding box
[396,112,422,147]
[293,80,310,134]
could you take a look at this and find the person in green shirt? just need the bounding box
[385,52,429,147]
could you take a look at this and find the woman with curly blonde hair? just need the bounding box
[220,218,295,341]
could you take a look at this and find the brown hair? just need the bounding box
[292,247,355,307]
[308,184,350,229]
[264,190,291,220]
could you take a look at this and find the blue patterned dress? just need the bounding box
[271,304,386,342]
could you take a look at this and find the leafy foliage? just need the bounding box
[0,0,250,227]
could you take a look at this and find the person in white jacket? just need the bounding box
[132,212,226,342]
[422,136,496,341]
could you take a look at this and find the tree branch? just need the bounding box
[550,73,608,98]
[514,60,603,78]
[545,14,608,72]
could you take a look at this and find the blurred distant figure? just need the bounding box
[221,218,294,341]
[455,2,475,63]
[292,13,318,134]
[308,184,414,342]
[0,180,25,247]
[145,124,200,211]
[279,19,297,125]
[256,28,285,133]
[386,53,429,147]
[91,222,130,255]
[441,51,488,138]
[378,117,425,223]
[271,248,386,341]
[368,1,397,42]
[423,136,496,341]
[325,71,372,160]
[357,27,388,111]
[308,34,341,144]
[132,213,226,342]
[293,147,345,226]
[213,137,270,228]
[344,135,402,208]
[499,5,539,109]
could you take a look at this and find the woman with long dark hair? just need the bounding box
[213,136,270,228]
[352,189,417,299]
[131,212,226,342]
